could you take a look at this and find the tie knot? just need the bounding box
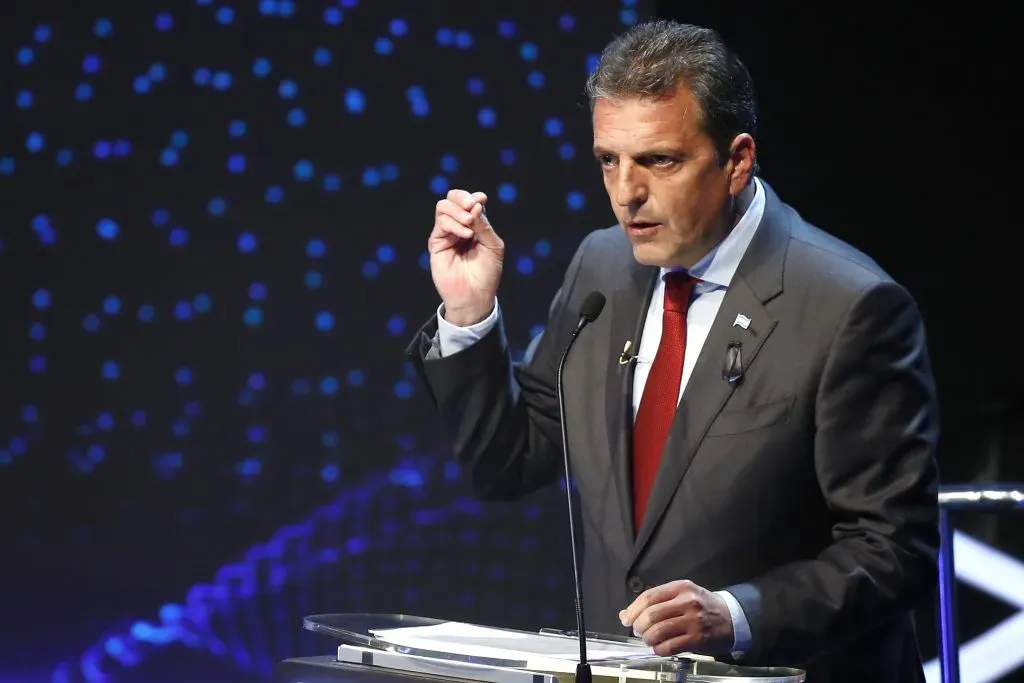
[664,271,697,314]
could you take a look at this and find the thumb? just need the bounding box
[468,201,502,250]
[471,191,488,206]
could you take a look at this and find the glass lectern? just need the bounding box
[272,613,806,683]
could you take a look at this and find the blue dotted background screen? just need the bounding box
[0,1,649,682]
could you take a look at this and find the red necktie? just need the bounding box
[632,272,697,532]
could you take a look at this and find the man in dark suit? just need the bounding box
[407,19,940,681]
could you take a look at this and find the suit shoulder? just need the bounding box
[785,218,899,297]
[582,224,632,255]
[570,224,636,271]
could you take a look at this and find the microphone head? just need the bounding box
[579,291,606,323]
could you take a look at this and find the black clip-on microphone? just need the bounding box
[555,291,606,683]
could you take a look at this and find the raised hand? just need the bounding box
[428,189,505,327]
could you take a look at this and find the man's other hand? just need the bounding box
[619,580,734,656]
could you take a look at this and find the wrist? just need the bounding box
[442,301,494,327]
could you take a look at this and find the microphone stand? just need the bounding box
[556,313,595,683]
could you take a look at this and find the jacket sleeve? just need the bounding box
[405,233,594,500]
[724,280,941,664]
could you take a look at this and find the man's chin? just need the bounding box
[630,241,675,268]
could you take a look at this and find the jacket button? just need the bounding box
[627,576,645,594]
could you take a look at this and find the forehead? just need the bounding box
[592,87,705,153]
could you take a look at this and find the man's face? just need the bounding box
[592,85,753,269]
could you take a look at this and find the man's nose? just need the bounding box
[614,163,647,207]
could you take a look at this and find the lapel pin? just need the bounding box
[733,313,751,330]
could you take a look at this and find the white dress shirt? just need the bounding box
[434,178,766,655]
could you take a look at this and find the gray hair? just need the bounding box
[585,20,758,169]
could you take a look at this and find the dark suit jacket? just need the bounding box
[407,181,940,681]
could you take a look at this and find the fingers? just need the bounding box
[642,615,693,654]
[650,629,700,658]
[631,598,682,638]
[446,188,473,209]
[632,591,702,639]
[435,197,476,226]
[620,581,684,627]
[436,190,501,250]
[446,189,488,210]
[619,581,730,656]
[467,202,499,246]
[429,214,474,249]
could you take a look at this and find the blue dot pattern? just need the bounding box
[0,2,643,681]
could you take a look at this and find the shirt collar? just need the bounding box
[659,176,766,289]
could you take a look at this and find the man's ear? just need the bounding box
[726,133,756,194]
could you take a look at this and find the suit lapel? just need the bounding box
[604,260,658,542]
[631,181,792,561]
[631,277,777,557]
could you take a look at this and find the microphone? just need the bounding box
[618,340,637,366]
[556,290,606,683]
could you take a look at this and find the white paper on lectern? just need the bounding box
[371,621,656,662]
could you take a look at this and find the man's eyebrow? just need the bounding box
[592,146,686,157]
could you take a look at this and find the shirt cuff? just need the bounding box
[714,589,752,657]
[436,298,500,357]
